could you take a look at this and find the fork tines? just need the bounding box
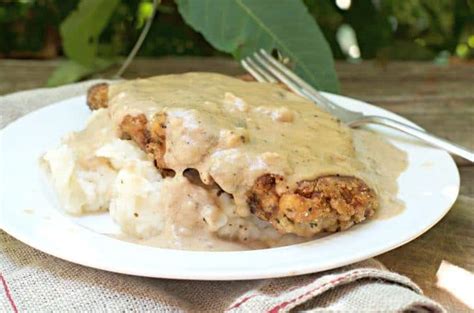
[242,49,338,110]
[242,49,312,98]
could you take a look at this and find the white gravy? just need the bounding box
[108,73,369,216]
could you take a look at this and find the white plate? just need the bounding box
[0,93,460,280]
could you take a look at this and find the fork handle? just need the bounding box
[349,115,474,162]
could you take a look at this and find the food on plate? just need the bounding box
[86,83,108,110]
[41,73,406,250]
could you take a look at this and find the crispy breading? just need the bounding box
[86,83,108,110]
[119,113,174,177]
[119,114,149,149]
[146,112,167,169]
[247,174,377,237]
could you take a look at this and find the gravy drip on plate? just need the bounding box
[353,130,407,219]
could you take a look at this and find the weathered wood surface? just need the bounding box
[1,58,473,312]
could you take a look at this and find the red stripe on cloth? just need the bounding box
[0,273,18,313]
[267,270,364,313]
[226,294,259,311]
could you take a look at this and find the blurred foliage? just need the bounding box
[304,0,474,60]
[60,0,120,66]
[1,0,472,61]
[176,0,339,92]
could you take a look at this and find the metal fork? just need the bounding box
[241,49,474,162]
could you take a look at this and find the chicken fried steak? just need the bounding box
[86,75,379,237]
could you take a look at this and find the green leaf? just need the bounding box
[60,0,120,67]
[47,59,115,87]
[176,0,339,93]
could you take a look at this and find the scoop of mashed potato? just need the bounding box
[43,135,168,238]
[42,145,116,214]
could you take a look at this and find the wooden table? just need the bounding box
[1,58,473,312]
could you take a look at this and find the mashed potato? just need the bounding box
[42,144,116,214]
